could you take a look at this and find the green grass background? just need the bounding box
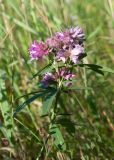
[0,0,114,159]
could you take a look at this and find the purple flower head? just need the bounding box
[58,68,75,86]
[50,26,85,63]
[40,68,75,88]
[55,32,71,44]
[64,73,75,80]
[70,45,84,64]
[55,32,65,41]
[29,40,49,60]
[46,37,58,48]
[56,50,70,63]
[56,44,84,64]
[29,26,85,64]
[69,26,85,40]
[58,68,75,80]
[40,72,55,88]
[46,31,71,49]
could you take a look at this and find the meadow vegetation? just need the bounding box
[0,0,114,159]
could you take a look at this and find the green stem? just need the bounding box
[37,89,60,160]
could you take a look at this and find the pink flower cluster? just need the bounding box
[29,26,85,88]
[29,40,48,60]
[29,26,85,63]
[47,26,85,63]
[41,68,75,88]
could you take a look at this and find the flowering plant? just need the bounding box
[29,27,85,89]
[13,26,114,158]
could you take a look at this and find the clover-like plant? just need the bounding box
[13,26,114,159]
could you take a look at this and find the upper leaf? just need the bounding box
[32,62,53,79]
[41,88,57,116]
[13,91,46,117]
[78,63,114,75]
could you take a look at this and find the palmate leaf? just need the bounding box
[13,91,46,117]
[41,88,57,116]
[49,124,66,151]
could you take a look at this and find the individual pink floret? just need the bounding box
[29,40,49,60]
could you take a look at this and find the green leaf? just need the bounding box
[15,90,43,100]
[56,118,75,135]
[14,118,41,143]
[68,87,92,90]
[7,0,23,19]
[100,66,114,74]
[0,124,13,145]
[0,71,13,145]
[78,64,104,75]
[32,62,53,79]
[41,88,57,116]
[49,124,66,151]
[2,13,38,35]
[82,64,102,69]
[79,64,114,75]
[87,25,101,40]
[13,92,46,117]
